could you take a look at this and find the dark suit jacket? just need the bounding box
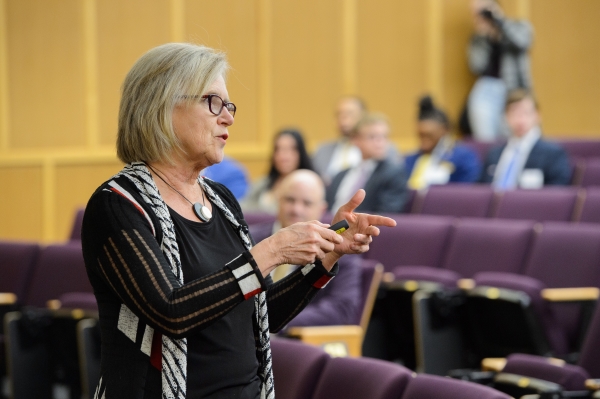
[481,139,572,185]
[326,159,409,213]
[250,222,362,327]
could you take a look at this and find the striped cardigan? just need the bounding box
[81,167,337,398]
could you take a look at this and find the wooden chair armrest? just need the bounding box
[541,287,599,302]
[457,278,475,290]
[586,378,600,391]
[286,325,363,357]
[0,292,17,305]
[481,357,506,372]
[47,299,62,310]
[382,272,395,283]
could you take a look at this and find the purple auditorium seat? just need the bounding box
[270,337,329,399]
[0,241,41,377]
[364,214,454,271]
[577,294,600,378]
[577,187,600,223]
[524,222,600,349]
[473,271,568,356]
[58,292,97,311]
[441,218,535,278]
[392,266,461,288]
[417,184,495,218]
[69,208,85,241]
[502,353,589,391]
[356,259,383,328]
[23,243,93,308]
[579,158,600,187]
[242,211,276,226]
[311,356,412,399]
[0,241,41,302]
[402,374,511,399]
[556,139,600,160]
[460,139,503,164]
[493,188,579,222]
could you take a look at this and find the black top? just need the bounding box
[82,173,336,398]
[169,206,260,399]
[483,41,502,78]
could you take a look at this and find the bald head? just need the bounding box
[277,170,327,228]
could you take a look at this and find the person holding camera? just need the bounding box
[467,0,533,142]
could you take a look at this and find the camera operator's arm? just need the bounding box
[498,18,533,51]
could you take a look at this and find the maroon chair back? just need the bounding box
[24,243,93,308]
[242,211,277,226]
[578,187,600,223]
[58,292,98,311]
[402,374,511,399]
[579,158,600,187]
[364,214,453,271]
[0,241,41,301]
[577,297,600,378]
[503,353,589,391]
[418,184,495,218]
[69,208,85,241]
[270,337,329,399]
[556,139,600,160]
[460,139,502,164]
[473,271,568,355]
[311,356,412,399]
[524,222,600,349]
[493,188,578,222]
[442,218,535,277]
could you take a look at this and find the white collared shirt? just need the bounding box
[325,140,362,181]
[331,159,378,213]
[493,126,542,190]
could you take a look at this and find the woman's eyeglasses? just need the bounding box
[201,94,236,117]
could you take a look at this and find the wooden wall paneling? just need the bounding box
[271,0,344,153]
[185,0,261,150]
[530,0,600,137]
[0,165,43,240]
[83,0,99,148]
[441,0,476,130]
[0,0,8,151]
[97,0,172,147]
[55,162,122,241]
[356,1,428,153]
[7,0,87,149]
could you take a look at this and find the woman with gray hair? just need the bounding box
[81,43,395,399]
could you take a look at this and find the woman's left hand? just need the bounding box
[322,189,396,268]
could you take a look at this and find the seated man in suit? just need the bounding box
[481,89,572,189]
[250,169,362,327]
[326,113,409,213]
[312,96,403,185]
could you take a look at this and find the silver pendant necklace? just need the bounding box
[147,164,212,222]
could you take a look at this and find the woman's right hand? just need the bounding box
[250,221,343,277]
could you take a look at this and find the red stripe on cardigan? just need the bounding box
[313,275,332,289]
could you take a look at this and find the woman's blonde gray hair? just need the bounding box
[117,43,229,164]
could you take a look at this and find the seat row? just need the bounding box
[407,185,600,223]
[238,185,600,230]
[0,240,92,311]
[270,336,511,399]
[360,215,600,372]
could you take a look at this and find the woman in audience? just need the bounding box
[80,43,394,398]
[405,95,482,190]
[242,128,313,213]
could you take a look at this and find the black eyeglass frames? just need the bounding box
[201,94,236,117]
